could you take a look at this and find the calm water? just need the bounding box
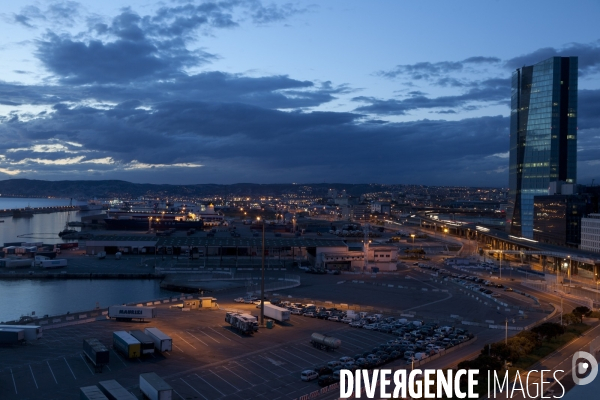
[0,197,170,322]
[0,279,173,322]
[0,197,91,245]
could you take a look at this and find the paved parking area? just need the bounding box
[0,298,475,400]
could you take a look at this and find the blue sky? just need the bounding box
[0,0,599,186]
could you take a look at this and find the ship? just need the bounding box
[80,199,105,211]
[103,218,204,231]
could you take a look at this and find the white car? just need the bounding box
[234,297,245,303]
[301,370,318,381]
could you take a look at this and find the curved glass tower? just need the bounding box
[507,56,578,238]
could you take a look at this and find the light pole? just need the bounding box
[568,256,571,287]
[499,250,502,279]
[505,318,508,345]
[257,217,266,326]
[560,295,563,325]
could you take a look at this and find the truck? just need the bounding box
[108,306,156,321]
[263,303,290,322]
[0,328,25,344]
[112,331,141,359]
[139,372,173,400]
[38,259,68,269]
[97,380,137,400]
[225,312,258,335]
[128,330,155,355]
[83,338,110,372]
[0,258,33,268]
[0,325,42,340]
[144,327,172,352]
[80,386,109,400]
[97,251,106,260]
[310,332,341,352]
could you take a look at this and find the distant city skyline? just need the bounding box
[0,1,599,186]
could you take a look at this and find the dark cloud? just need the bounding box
[353,78,509,115]
[378,56,500,80]
[505,41,600,76]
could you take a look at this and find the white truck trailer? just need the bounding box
[139,372,172,400]
[108,306,156,321]
[0,325,42,340]
[144,327,172,352]
[263,303,290,322]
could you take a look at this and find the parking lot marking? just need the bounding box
[222,366,253,386]
[294,345,331,361]
[195,373,226,396]
[246,359,285,378]
[185,331,208,347]
[63,357,76,379]
[180,377,208,400]
[209,327,232,341]
[279,348,314,365]
[80,354,95,375]
[268,352,302,368]
[173,389,186,400]
[105,365,112,371]
[232,361,268,381]
[259,355,293,372]
[47,361,58,384]
[10,368,17,394]
[199,330,220,343]
[209,370,239,391]
[111,349,127,367]
[174,333,197,349]
[29,365,39,389]
[173,344,184,352]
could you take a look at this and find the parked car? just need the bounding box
[301,370,319,381]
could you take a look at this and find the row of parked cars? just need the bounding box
[416,264,514,293]
[301,324,472,386]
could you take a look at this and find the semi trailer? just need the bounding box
[310,332,341,351]
[144,327,172,352]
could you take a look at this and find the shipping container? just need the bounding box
[112,331,141,359]
[39,259,68,269]
[83,338,110,372]
[139,372,172,400]
[0,328,25,344]
[128,330,155,355]
[144,327,172,352]
[0,325,42,340]
[108,306,156,321]
[97,380,137,400]
[80,386,109,400]
[0,258,33,268]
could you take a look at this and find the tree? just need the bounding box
[572,306,592,323]
[562,313,580,326]
[531,322,565,342]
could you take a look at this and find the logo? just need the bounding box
[572,351,598,386]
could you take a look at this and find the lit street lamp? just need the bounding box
[257,216,266,326]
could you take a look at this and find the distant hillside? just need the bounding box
[0,179,388,199]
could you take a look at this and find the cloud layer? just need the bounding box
[0,2,599,187]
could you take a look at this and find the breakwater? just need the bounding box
[0,205,80,217]
[0,272,165,279]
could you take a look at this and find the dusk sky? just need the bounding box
[1,0,599,186]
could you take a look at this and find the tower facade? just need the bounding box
[507,56,578,238]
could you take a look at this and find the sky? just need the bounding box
[0,0,599,187]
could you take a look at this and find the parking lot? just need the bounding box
[0,294,485,400]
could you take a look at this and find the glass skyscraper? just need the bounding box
[507,56,578,238]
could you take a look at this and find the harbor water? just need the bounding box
[0,197,174,322]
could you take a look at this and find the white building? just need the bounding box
[580,214,600,253]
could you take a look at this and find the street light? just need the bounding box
[257,216,266,326]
